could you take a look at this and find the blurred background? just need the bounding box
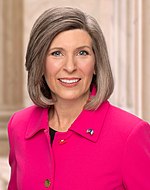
[0,0,150,189]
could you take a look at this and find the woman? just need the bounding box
[8,7,150,190]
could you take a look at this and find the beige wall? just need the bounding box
[1,0,150,156]
[142,0,150,121]
[0,0,150,189]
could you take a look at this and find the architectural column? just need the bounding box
[110,0,144,118]
[0,0,24,155]
[142,0,150,122]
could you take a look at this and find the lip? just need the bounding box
[58,78,81,87]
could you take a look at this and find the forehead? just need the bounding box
[50,29,93,47]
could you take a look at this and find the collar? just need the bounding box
[69,101,110,142]
[25,101,110,142]
[25,106,49,139]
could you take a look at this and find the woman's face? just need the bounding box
[44,29,95,102]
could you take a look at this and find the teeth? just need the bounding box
[60,79,79,84]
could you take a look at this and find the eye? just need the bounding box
[51,51,63,56]
[78,50,89,56]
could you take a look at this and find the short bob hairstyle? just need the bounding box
[25,6,114,110]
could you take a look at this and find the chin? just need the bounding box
[59,91,89,102]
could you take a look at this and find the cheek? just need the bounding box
[80,61,95,77]
[44,59,62,77]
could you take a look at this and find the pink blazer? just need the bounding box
[8,101,150,190]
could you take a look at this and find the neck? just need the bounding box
[49,94,89,132]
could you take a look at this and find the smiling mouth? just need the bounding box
[58,78,81,84]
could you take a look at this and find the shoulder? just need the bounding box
[108,103,142,123]
[14,104,44,116]
[97,101,143,125]
[10,105,44,122]
[105,102,149,136]
[7,105,46,133]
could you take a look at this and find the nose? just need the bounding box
[63,55,77,73]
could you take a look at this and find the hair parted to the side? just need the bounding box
[25,6,114,110]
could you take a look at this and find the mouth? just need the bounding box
[58,78,81,86]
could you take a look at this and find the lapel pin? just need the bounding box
[86,128,94,135]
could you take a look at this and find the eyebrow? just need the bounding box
[48,47,64,52]
[49,45,92,51]
[76,46,92,51]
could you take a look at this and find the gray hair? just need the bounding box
[25,6,114,110]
